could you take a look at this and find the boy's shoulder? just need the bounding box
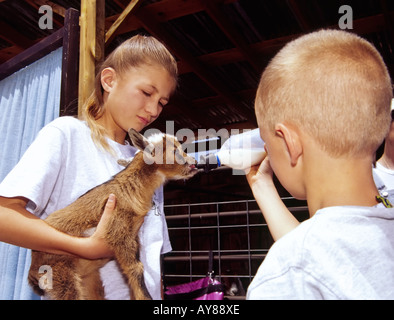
[255,205,394,275]
[249,205,394,299]
[275,205,394,256]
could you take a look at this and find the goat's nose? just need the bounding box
[187,156,197,165]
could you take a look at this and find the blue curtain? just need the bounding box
[0,47,62,299]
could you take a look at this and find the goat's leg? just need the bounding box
[114,246,151,300]
[121,259,151,300]
[79,271,105,300]
[77,259,107,300]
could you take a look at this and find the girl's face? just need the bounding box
[100,63,176,142]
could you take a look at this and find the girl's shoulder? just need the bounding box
[44,116,90,137]
[47,116,86,130]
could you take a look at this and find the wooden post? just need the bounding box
[78,0,105,118]
[60,8,80,116]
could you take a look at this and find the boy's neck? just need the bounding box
[304,152,379,217]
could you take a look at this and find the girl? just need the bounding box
[0,35,178,299]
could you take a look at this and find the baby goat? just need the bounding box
[28,129,198,300]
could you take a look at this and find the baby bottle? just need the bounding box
[197,128,266,173]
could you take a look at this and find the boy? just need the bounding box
[247,30,394,299]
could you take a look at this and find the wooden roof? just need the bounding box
[1,0,393,134]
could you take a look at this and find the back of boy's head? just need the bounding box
[255,29,393,157]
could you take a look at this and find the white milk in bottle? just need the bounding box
[197,129,266,173]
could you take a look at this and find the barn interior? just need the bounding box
[0,0,393,299]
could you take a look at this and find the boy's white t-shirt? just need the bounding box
[0,116,172,300]
[247,205,394,299]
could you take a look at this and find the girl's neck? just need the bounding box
[96,116,127,145]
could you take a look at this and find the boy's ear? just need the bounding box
[275,123,303,166]
[100,67,116,93]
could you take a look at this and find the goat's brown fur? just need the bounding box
[28,129,197,300]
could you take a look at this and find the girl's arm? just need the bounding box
[246,156,299,241]
[0,194,116,259]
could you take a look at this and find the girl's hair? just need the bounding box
[81,35,178,155]
[255,29,393,158]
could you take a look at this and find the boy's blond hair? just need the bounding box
[81,35,178,155]
[255,29,393,157]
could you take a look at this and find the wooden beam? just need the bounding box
[60,8,80,116]
[380,0,394,49]
[205,0,262,72]
[115,0,238,34]
[31,0,66,17]
[78,0,105,117]
[96,0,105,67]
[0,20,35,49]
[287,0,313,32]
[105,0,141,45]
[177,12,393,75]
[0,28,63,81]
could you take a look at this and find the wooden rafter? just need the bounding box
[287,0,313,32]
[105,0,141,45]
[134,7,257,126]
[31,0,66,17]
[205,0,262,72]
[0,0,393,132]
[0,20,35,49]
[25,0,64,28]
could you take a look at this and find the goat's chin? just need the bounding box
[184,169,198,179]
[185,165,199,179]
[167,166,198,181]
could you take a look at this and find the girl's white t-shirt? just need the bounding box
[0,116,172,300]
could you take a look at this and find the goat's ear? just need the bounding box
[128,128,154,154]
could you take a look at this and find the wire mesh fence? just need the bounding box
[162,197,308,299]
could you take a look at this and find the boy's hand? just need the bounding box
[245,153,273,189]
[245,154,299,241]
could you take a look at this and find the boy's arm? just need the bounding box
[246,157,299,241]
[0,195,115,259]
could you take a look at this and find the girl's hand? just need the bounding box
[82,194,116,259]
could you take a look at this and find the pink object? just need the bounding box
[164,276,224,300]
